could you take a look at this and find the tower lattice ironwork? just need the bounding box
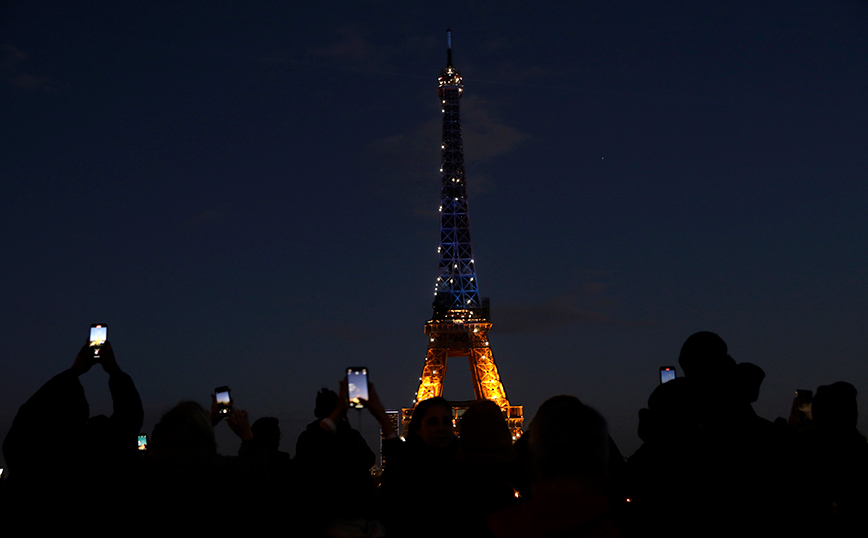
[405,30,523,438]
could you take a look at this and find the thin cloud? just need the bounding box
[312,322,370,342]
[366,95,527,214]
[367,118,441,215]
[1,44,57,92]
[491,63,551,84]
[1,44,28,67]
[462,96,528,162]
[11,73,56,91]
[309,25,379,66]
[493,287,657,333]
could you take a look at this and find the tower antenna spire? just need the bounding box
[446,28,453,67]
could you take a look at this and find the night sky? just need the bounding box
[3,1,868,464]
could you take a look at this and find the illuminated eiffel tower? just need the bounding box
[403,30,523,438]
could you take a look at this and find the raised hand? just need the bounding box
[225,408,253,440]
[362,383,395,438]
[327,378,350,424]
[98,341,121,375]
[71,342,99,376]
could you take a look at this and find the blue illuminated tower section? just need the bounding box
[431,32,480,317]
[411,31,523,437]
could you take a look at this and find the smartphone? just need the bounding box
[137,434,148,451]
[215,386,232,414]
[346,367,369,409]
[89,324,108,347]
[659,366,676,384]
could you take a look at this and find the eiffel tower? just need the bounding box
[403,30,523,439]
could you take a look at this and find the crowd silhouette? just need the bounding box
[2,331,865,536]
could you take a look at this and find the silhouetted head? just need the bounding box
[735,362,765,404]
[150,401,216,462]
[529,395,609,483]
[251,416,281,451]
[813,381,858,430]
[457,399,515,464]
[408,397,454,448]
[678,331,735,380]
[314,388,338,419]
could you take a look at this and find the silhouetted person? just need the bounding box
[628,333,784,536]
[247,416,296,513]
[143,398,268,528]
[294,382,381,537]
[488,396,620,538]
[794,381,868,532]
[676,331,742,433]
[3,341,143,520]
[625,377,702,536]
[452,400,520,538]
[377,396,458,537]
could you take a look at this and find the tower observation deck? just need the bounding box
[405,30,523,438]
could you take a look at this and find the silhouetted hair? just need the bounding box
[678,331,734,379]
[814,381,858,430]
[735,362,765,404]
[314,388,338,419]
[150,401,216,459]
[408,397,452,439]
[529,395,609,482]
[458,399,515,464]
[251,416,281,450]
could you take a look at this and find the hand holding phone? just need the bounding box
[225,408,253,440]
[72,342,99,376]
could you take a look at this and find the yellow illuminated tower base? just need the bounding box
[407,317,523,439]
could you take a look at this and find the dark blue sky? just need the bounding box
[2,1,867,461]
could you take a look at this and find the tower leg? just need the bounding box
[469,347,509,408]
[415,347,448,403]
